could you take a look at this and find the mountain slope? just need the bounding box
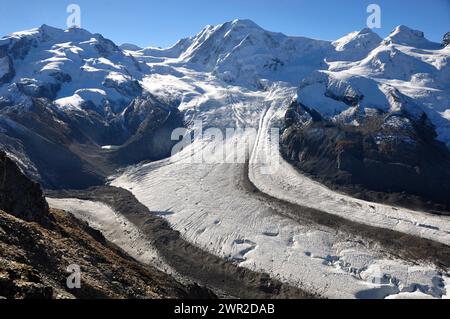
[331,28,382,61]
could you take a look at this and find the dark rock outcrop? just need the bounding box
[102,77,143,97]
[281,101,450,213]
[16,78,61,99]
[443,31,450,47]
[114,96,184,165]
[0,151,50,225]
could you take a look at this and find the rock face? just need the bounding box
[281,102,450,212]
[444,31,450,47]
[0,151,50,225]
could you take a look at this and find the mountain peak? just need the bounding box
[37,24,67,40]
[332,28,382,60]
[359,27,377,35]
[39,24,62,33]
[334,28,381,47]
[389,25,424,39]
[383,25,439,49]
[230,19,261,28]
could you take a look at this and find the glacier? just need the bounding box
[2,19,450,298]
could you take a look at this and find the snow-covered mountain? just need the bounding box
[0,20,449,190]
[128,21,450,147]
[331,27,382,61]
[130,19,332,84]
[0,24,147,112]
[0,25,182,188]
[297,25,450,150]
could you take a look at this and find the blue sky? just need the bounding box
[0,0,449,48]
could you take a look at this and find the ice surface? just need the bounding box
[47,198,173,273]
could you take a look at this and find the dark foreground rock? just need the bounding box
[281,101,450,213]
[0,208,215,299]
[0,153,214,299]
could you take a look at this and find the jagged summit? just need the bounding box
[229,18,263,29]
[333,28,381,49]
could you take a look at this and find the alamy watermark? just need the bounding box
[170,121,281,175]
[66,4,81,29]
[367,4,381,29]
[66,264,81,289]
